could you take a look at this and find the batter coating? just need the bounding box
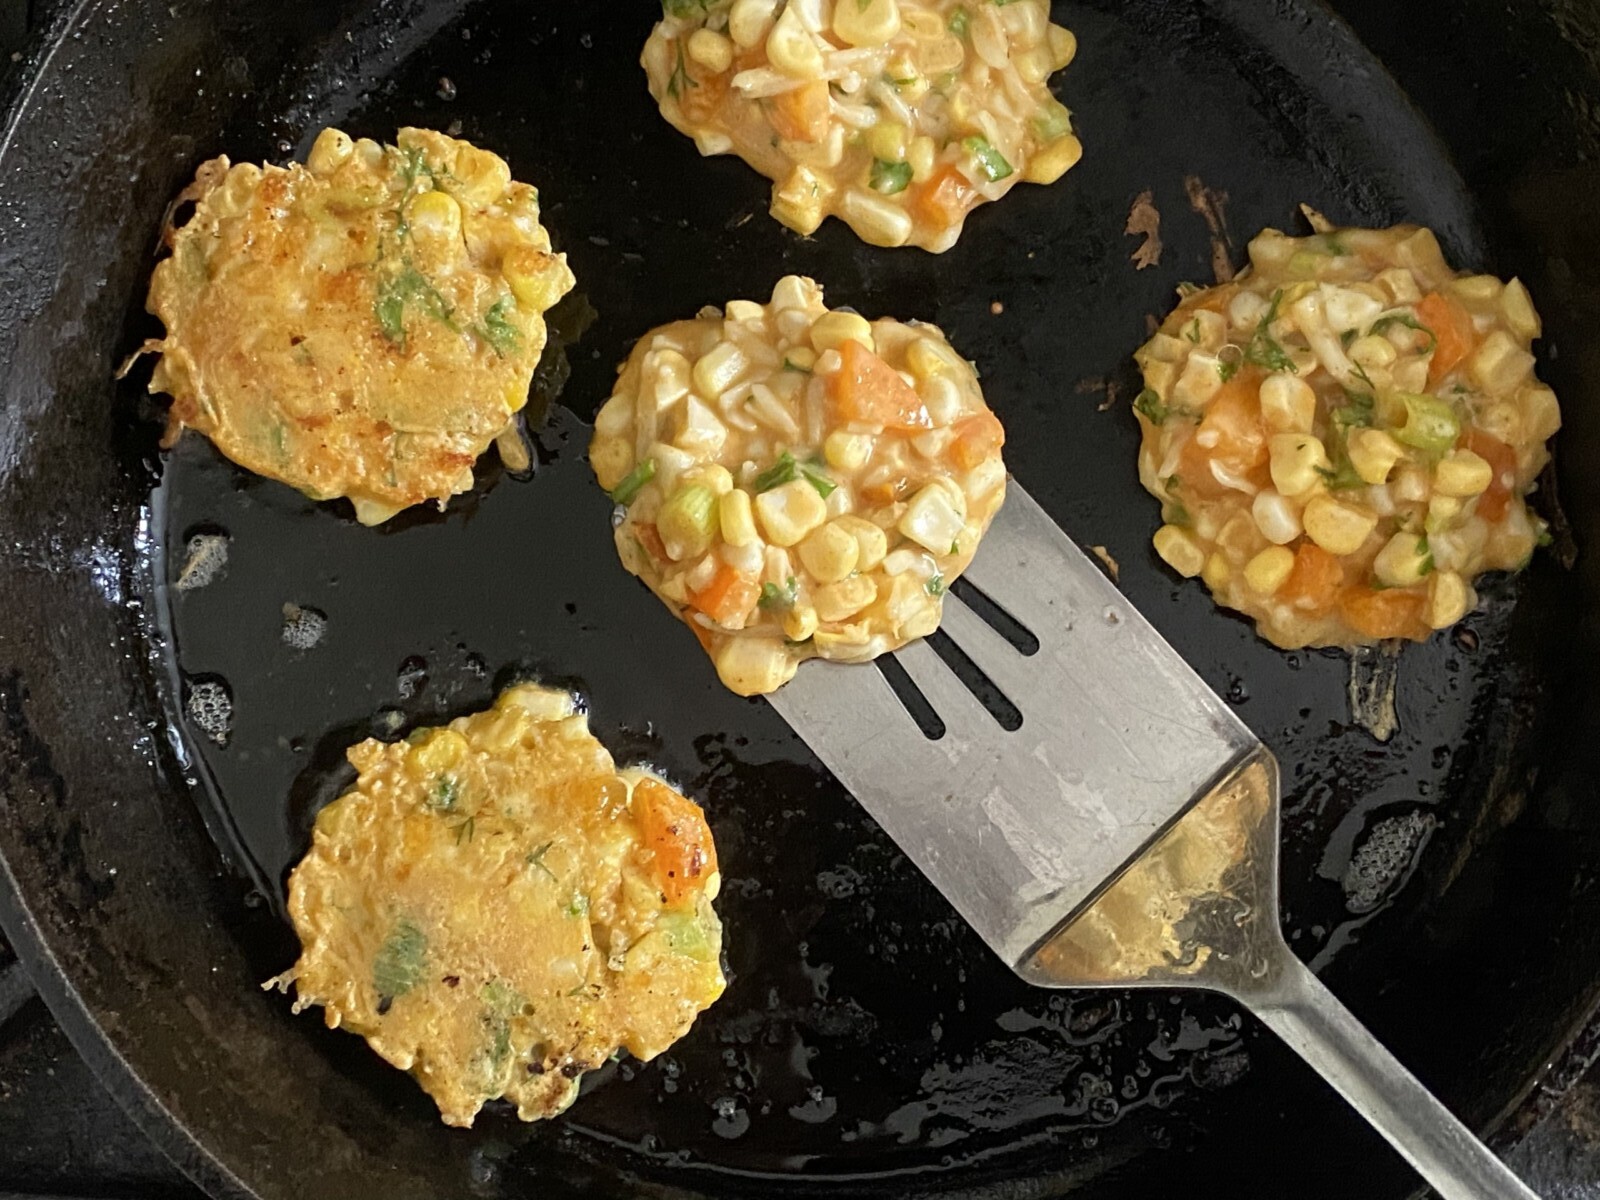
[1135,220,1561,648]
[643,0,1081,252]
[274,686,724,1128]
[138,127,575,524]
[590,275,1007,696]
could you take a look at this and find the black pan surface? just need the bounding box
[2,1,1599,1199]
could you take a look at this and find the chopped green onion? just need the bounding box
[657,484,719,557]
[754,451,799,492]
[948,6,970,36]
[609,458,656,505]
[926,573,946,597]
[801,465,837,498]
[476,297,520,357]
[656,910,715,961]
[526,841,556,880]
[962,135,1013,181]
[1331,387,1375,430]
[373,921,427,1003]
[759,576,799,611]
[1184,317,1202,344]
[869,158,913,195]
[1392,392,1461,454]
[1031,99,1073,142]
[565,893,590,918]
[429,776,460,810]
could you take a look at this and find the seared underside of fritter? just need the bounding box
[274,686,725,1128]
[141,127,575,524]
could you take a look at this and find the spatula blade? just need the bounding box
[767,483,1260,970]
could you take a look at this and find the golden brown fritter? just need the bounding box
[138,127,575,524]
[273,686,725,1128]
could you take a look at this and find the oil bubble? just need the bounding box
[185,677,233,747]
[175,531,229,591]
[1343,809,1436,913]
[281,603,328,650]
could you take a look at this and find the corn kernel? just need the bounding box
[1302,494,1377,556]
[768,5,824,76]
[1201,552,1232,591]
[687,28,735,73]
[728,0,779,48]
[1269,433,1332,497]
[1450,274,1504,307]
[756,479,828,546]
[1047,23,1077,69]
[1260,375,1317,434]
[1373,532,1434,588]
[307,128,354,176]
[503,245,575,313]
[798,522,861,584]
[1348,334,1398,371]
[815,575,879,622]
[1521,384,1562,443]
[1476,400,1522,446]
[810,311,876,354]
[1469,331,1535,393]
[1153,524,1205,578]
[771,166,833,235]
[1375,268,1424,306]
[406,189,463,242]
[1427,571,1471,631]
[1501,278,1542,341]
[899,482,965,553]
[693,341,751,398]
[715,636,795,696]
[1172,352,1225,410]
[409,728,468,774]
[1022,135,1083,186]
[452,145,512,207]
[783,604,819,642]
[1251,489,1303,545]
[907,135,938,182]
[1244,546,1296,595]
[589,437,634,493]
[681,464,735,496]
[867,120,909,163]
[833,0,901,45]
[718,489,759,548]
[1347,428,1405,485]
[831,515,889,570]
[840,187,914,247]
[1434,449,1494,497]
[823,429,873,473]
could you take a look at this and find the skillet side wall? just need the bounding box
[0,3,1596,1200]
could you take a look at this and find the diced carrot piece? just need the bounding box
[632,777,718,906]
[1416,292,1477,387]
[828,339,932,430]
[634,523,667,562]
[911,165,977,230]
[1464,429,1518,522]
[1174,369,1269,497]
[679,68,728,124]
[1340,586,1426,641]
[690,563,759,627]
[1280,543,1345,613]
[948,412,1005,470]
[860,477,910,506]
[767,81,829,143]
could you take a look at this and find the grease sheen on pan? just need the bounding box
[1135,220,1561,648]
[136,127,575,525]
[273,685,725,1128]
[643,0,1080,252]
[590,275,1007,695]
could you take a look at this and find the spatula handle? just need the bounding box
[1251,953,1539,1200]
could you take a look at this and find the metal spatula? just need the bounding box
[768,483,1540,1200]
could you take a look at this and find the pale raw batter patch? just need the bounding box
[590,275,1007,695]
[273,685,725,1128]
[138,127,575,524]
[643,0,1081,252]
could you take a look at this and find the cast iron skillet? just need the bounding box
[1,1,1599,1197]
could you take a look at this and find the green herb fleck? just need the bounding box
[666,37,698,100]
[1340,328,1359,349]
[565,894,591,919]
[948,6,970,36]
[526,841,556,880]
[870,158,913,195]
[759,576,800,611]
[1184,317,1202,344]
[374,265,456,348]
[373,920,427,1004]
[1369,312,1438,353]
[802,464,837,498]
[610,458,657,505]
[926,573,946,597]
[1243,289,1298,374]
[1217,357,1240,383]
[1133,388,1170,424]
[454,816,476,845]
[430,776,460,811]
[476,297,521,357]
